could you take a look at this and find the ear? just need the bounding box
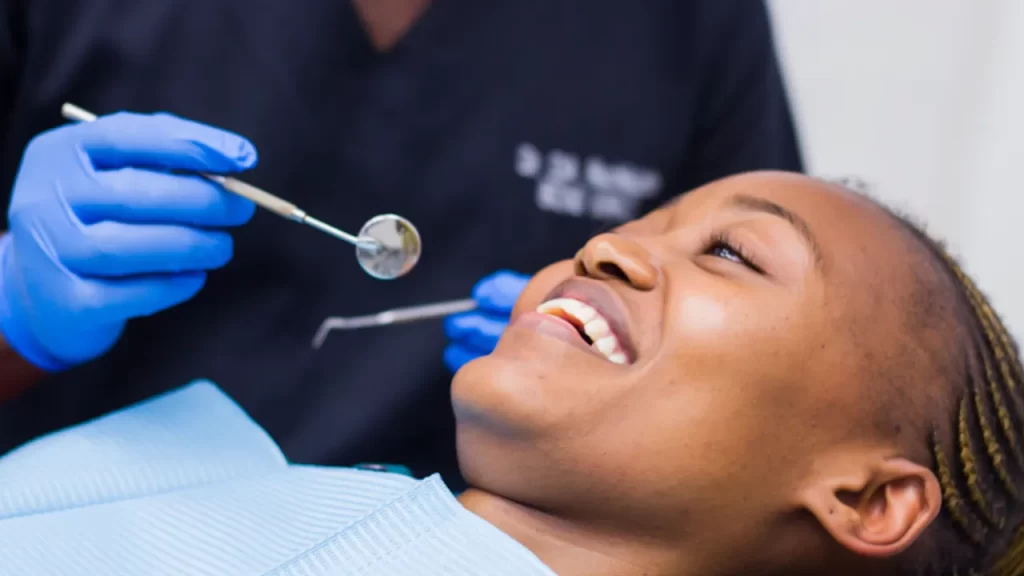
[799,456,943,558]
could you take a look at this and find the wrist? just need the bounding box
[0,234,69,372]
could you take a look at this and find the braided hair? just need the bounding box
[831,178,1024,575]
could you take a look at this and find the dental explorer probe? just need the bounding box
[312,298,478,349]
[60,103,423,280]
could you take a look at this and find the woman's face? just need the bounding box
[452,172,942,566]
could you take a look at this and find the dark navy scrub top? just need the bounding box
[0,0,801,486]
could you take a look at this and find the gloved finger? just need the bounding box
[75,272,208,319]
[444,311,507,354]
[61,221,236,277]
[76,112,257,173]
[444,343,483,373]
[473,270,530,312]
[78,167,255,227]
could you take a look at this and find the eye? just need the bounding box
[704,233,764,273]
[708,242,746,264]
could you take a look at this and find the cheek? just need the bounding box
[676,293,728,333]
[664,287,807,380]
[626,289,824,484]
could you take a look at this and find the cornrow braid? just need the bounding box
[959,395,1004,528]
[974,354,1021,500]
[944,255,1024,459]
[892,219,1024,575]
[933,428,988,546]
[993,526,1024,575]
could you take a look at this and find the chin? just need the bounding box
[452,349,569,439]
[452,357,541,493]
[452,353,529,433]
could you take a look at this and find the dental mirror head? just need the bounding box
[355,214,421,279]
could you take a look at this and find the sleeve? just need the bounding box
[676,0,804,192]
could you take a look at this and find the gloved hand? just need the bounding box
[443,270,529,372]
[0,112,258,371]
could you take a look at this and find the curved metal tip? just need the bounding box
[312,318,344,349]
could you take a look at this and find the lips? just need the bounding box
[533,279,636,364]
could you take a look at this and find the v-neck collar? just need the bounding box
[345,0,453,58]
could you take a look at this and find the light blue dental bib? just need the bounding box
[0,381,555,576]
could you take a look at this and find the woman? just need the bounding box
[0,171,1020,575]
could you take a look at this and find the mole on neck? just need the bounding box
[351,0,432,52]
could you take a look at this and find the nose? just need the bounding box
[574,233,658,290]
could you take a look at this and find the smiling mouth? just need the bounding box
[535,297,629,365]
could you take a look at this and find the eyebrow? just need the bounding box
[726,194,824,267]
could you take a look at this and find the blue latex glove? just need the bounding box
[0,112,258,371]
[443,270,529,372]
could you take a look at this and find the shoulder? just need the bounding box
[676,1,777,66]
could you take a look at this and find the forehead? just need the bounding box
[637,172,917,283]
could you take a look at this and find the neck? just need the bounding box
[351,0,430,52]
[457,488,681,576]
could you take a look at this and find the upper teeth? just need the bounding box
[535,297,628,364]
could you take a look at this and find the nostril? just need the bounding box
[574,259,587,277]
[597,262,629,283]
[575,233,659,291]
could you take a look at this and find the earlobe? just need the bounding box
[802,457,943,559]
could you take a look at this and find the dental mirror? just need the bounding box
[356,214,421,279]
[60,103,424,281]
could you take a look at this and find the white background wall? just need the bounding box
[767,0,1024,334]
